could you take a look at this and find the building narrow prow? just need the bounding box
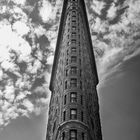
[46,0,102,140]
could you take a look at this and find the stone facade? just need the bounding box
[46,0,102,140]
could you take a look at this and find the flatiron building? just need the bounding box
[46,0,102,139]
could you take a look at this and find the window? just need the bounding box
[66,58,68,65]
[71,56,77,63]
[65,69,68,76]
[79,58,81,65]
[67,49,69,55]
[72,20,76,25]
[91,117,94,130]
[81,111,84,122]
[72,32,76,38]
[65,81,68,89]
[70,130,77,140]
[70,78,77,88]
[62,132,65,140]
[64,95,66,105]
[71,39,76,44]
[70,109,77,119]
[81,95,83,105]
[63,111,66,121]
[72,11,76,15]
[71,66,77,74]
[71,47,76,53]
[82,133,85,140]
[70,92,77,103]
[79,69,82,77]
[72,26,76,31]
[53,120,56,132]
[80,81,82,89]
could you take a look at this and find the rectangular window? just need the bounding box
[80,81,82,89]
[70,78,77,88]
[64,95,66,105]
[80,69,82,77]
[81,111,84,122]
[70,109,77,119]
[71,39,76,44]
[62,132,65,140]
[70,130,77,140]
[72,20,76,26]
[82,133,85,140]
[70,92,77,103]
[66,58,68,65]
[71,47,76,53]
[65,69,68,76]
[71,56,77,63]
[65,81,68,89]
[71,66,77,74]
[72,26,76,31]
[72,11,76,15]
[71,32,76,38]
[63,111,66,121]
[81,95,83,105]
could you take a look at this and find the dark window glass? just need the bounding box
[65,81,68,89]
[80,81,82,89]
[70,109,77,119]
[81,95,83,105]
[64,95,66,105]
[66,58,68,65]
[63,111,66,121]
[70,130,77,140]
[71,66,77,74]
[70,78,77,88]
[82,133,85,140]
[80,69,82,77]
[81,111,84,122]
[62,132,65,140]
[65,69,68,76]
[53,120,56,132]
[70,92,77,103]
[71,56,77,63]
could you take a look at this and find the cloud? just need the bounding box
[90,0,105,15]
[107,2,117,20]
[39,0,62,23]
[0,0,53,128]
[11,0,27,5]
[90,0,140,85]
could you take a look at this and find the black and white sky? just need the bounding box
[0,0,140,140]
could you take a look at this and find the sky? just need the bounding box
[0,0,140,140]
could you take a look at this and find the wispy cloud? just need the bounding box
[89,0,140,85]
